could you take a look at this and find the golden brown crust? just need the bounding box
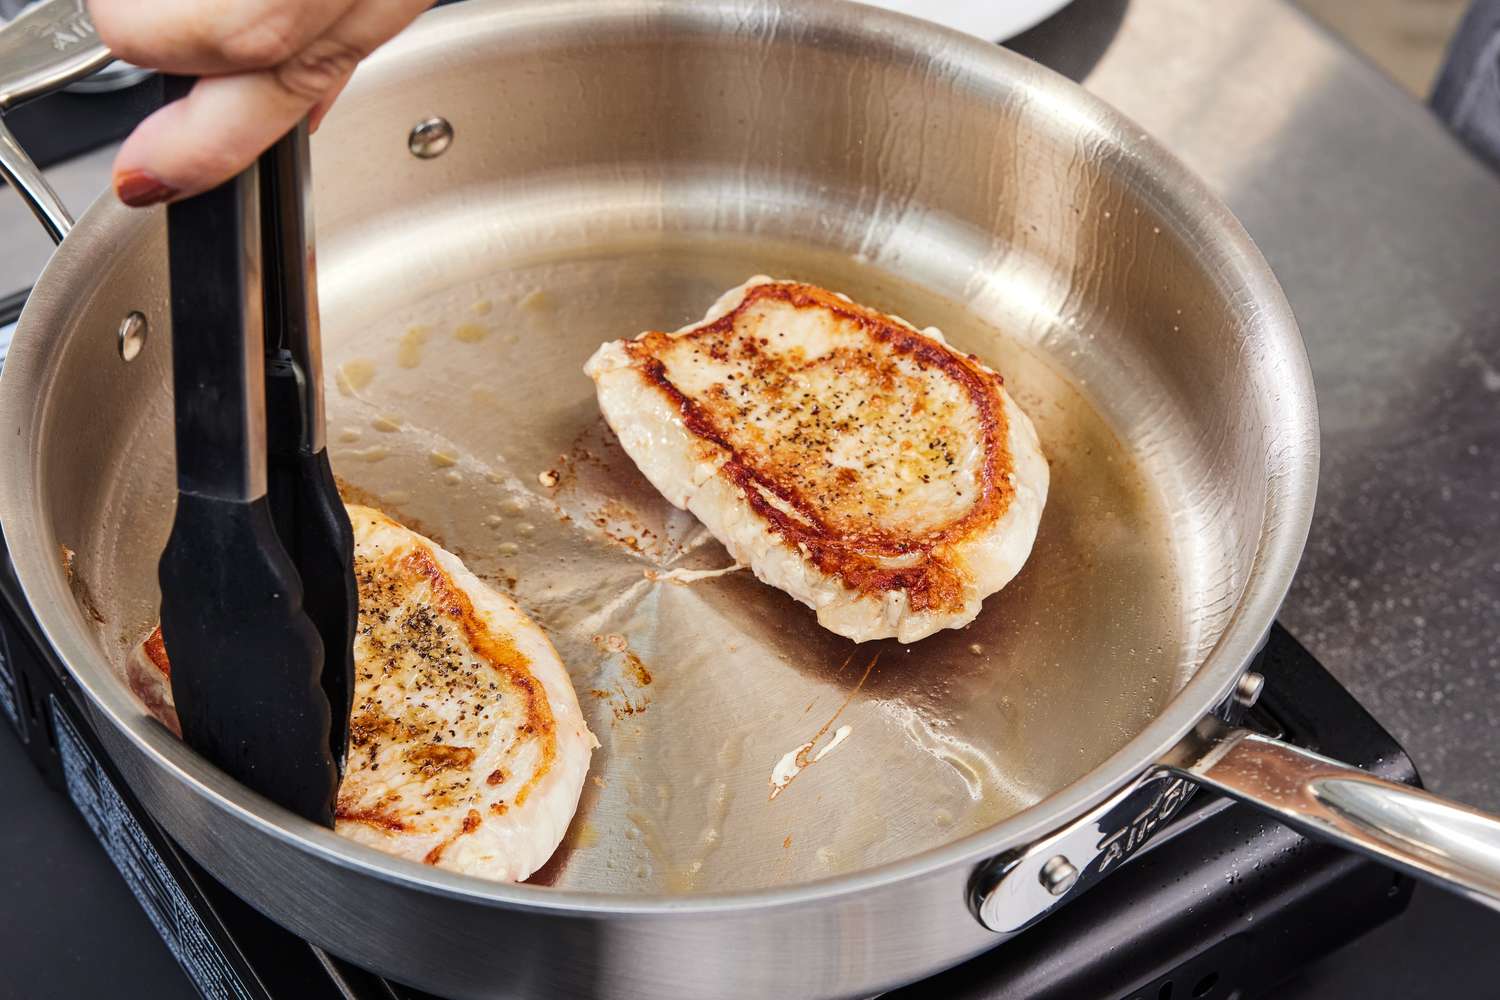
[404,743,478,775]
[338,803,409,834]
[422,807,484,866]
[143,628,171,679]
[629,281,1015,613]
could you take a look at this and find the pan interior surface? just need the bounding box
[316,226,1198,894]
[26,0,1295,904]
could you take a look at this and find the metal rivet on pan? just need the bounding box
[1233,671,1265,709]
[408,116,454,159]
[118,311,147,362]
[1038,855,1078,896]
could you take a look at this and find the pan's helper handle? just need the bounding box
[1164,716,1500,911]
[0,0,113,242]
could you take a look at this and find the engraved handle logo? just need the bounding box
[1096,776,1190,874]
[42,9,97,52]
[14,2,98,55]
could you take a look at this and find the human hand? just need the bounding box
[91,0,432,207]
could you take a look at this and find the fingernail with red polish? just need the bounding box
[114,170,178,208]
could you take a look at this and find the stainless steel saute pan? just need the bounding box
[4,1,1500,996]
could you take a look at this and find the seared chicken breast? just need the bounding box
[129,504,597,882]
[585,277,1048,643]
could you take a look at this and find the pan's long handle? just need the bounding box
[0,0,113,242]
[1164,717,1500,911]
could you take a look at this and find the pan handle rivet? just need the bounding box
[408,116,454,159]
[118,311,148,362]
[1233,671,1265,708]
[1038,855,1078,896]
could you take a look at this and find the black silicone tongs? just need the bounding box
[157,80,355,826]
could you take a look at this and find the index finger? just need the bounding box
[89,0,360,74]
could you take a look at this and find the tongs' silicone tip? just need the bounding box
[159,495,339,826]
[265,446,356,771]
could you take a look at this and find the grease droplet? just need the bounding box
[519,288,553,312]
[397,325,430,368]
[335,359,375,395]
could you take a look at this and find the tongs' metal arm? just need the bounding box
[261,123,328,449]
[0,0,113,243]
[259,124,356,771]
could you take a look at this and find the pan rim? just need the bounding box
[0,0,1318,917]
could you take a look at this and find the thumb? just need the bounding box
[111,72,315,206]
